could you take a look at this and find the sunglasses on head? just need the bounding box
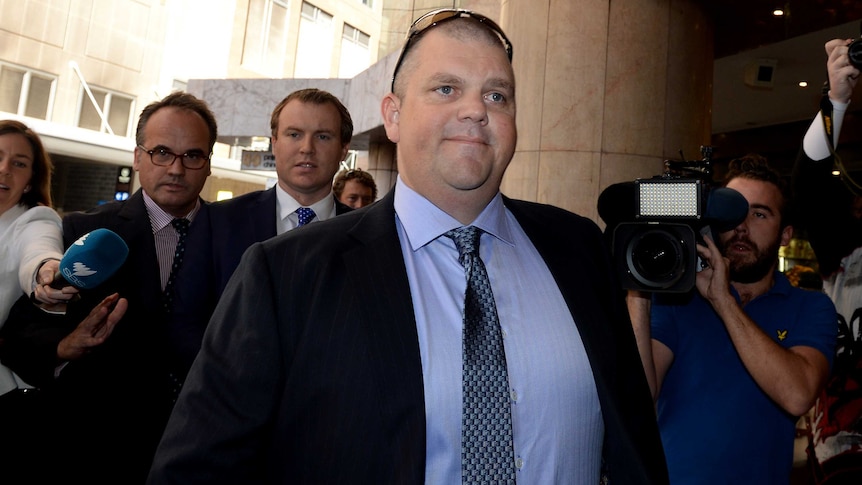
[390,9,514,93]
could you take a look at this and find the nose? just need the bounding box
[166,156,186,175]
[299,136,315,154]
[0,158,8,175]
[458,92,488,125]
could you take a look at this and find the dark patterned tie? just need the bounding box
[446,226,516,484]
[163,218,190,313]
[296,207,316,226]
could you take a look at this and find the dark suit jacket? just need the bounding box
[0,189,218,484]
[209,186,352,295]
[149,190,668,484]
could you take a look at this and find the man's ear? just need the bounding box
[132,146,142,171]
[381,94,400,143]
[780,224,794,247]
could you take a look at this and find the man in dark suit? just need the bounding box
[149,9,668,484]
[1,92,220,484]
[209,88,352,293]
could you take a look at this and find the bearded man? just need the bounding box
[628,154,837,484]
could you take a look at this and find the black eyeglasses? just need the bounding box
[390,9,513,93]
[137,145,211,170]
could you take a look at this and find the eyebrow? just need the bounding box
[283,126,336,135]
[426,73,514,93]
[749,203,776,215]
[150,144,207,154]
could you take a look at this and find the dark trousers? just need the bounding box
[0,387,52,483]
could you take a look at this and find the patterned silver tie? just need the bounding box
[296,207,316,226]
[446,226,516,484]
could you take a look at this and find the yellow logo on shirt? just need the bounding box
[777,329,788,341]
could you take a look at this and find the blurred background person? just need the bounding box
[332,167,377,209]
[792,37,862,483]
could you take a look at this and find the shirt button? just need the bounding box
[501,329,508,339]
[516,458,524,469]
[510,390,518,402]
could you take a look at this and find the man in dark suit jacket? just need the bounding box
[149,10,668,484]
[209,88,353,294]
[0,92,220,485]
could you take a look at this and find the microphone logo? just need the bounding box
[72,233,90,246]
[62,261,96,287]
[71,262,96,277]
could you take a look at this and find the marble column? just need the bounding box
[500,0,713,223]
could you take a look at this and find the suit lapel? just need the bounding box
[341,192,426,472]
[504,198,617,378]
[255,187,278,241]
[118,191,163,304]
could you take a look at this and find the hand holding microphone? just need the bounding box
[33,260,76,306]
[33,229,129,306]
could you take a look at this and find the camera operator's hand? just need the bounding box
[826,38,860,104]
[694,235,733,306]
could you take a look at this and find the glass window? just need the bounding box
[339,23,371,78]
[77,87,135,137]
[295,3,334,78]
[0,67,23,114]
[25,75,54,119]
[241,0,290,76]
[0,63,56,120]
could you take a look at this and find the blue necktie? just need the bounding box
[446,226,516,483]
[296,207,316,227]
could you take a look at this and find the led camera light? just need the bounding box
[637,180,703,219]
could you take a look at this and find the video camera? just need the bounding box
[598,147,749,293]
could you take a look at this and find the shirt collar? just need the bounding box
[393,176,515,251]
[142,190,200,232]
[276,184,336,220]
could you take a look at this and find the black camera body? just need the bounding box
[849,37,862,70]
[610,177,710,293]
[848,22,862,70]
[599,147,749,293]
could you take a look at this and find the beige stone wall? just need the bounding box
[0,0,167,130]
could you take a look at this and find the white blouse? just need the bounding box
[0,204,63,394]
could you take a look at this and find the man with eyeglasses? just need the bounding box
[2,92,221,484]
[149,10,667,485]
[209,88,353,294]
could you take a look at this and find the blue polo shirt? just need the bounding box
[651,272,836,484]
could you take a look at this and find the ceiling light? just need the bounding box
[798,81,808,88]
[773,9,784,17]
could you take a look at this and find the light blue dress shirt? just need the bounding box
[393,178,603,484]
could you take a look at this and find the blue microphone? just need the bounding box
[51,229,129,290]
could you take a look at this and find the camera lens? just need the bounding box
[849,38,862,70]
[626,229,687,289]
